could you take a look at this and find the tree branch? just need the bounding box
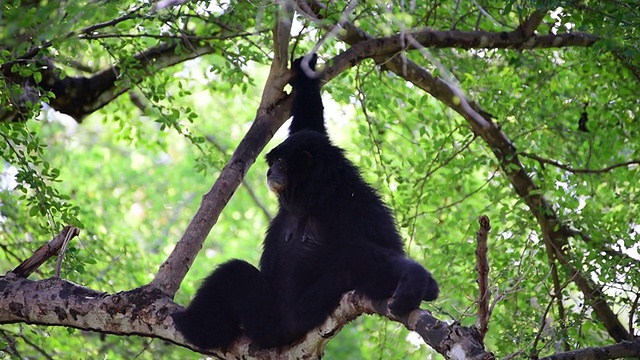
[518,8,547,37]
[321,26,599,82]
[49,41,216,121]
[0,41,217,122]
[315,24,597,83]
[521,152,640,174]
[539,340,640,360]
[543,237,570,352]
[8,272,630,359]
[475,215,491,341]
[12,226,80,278]
[0,275,180,344]
[0,274,495,360]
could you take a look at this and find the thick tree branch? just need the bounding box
[4,272,636,359]
[321,27,598,81]
[0,41,216,122]
[0,273,493,360]
[10,262,632,360]
[204,134,273,221]
[48,41,215,121]
[539,340,640,360]
[0,275,179,343]
[258,0,294,111]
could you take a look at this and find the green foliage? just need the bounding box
[0,122,80,233]
[0,0,639,358]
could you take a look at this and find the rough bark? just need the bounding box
[3,272,632,359]
[0,275,179,342]
[539,341,640,360]
[0,275,493,360]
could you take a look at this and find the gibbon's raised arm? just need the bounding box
[289,54,326,135]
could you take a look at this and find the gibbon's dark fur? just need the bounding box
[172,54,439,349]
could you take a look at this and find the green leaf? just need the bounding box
[33,71,42,84]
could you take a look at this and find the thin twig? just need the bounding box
[544,236,570,351]
[54,227,76,277]
[0,330,22,359]
[531,272,579,357]
[132,338,154,359]
[469,0,503,27]
[520,152,640,174]
[17,333,55,360]
[531,293,557,355]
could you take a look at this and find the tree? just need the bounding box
[1,1,639,359]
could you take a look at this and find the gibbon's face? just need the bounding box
[265,140,314,199]
[266,157,288,195]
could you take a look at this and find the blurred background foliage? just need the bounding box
[0,0,638,358]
